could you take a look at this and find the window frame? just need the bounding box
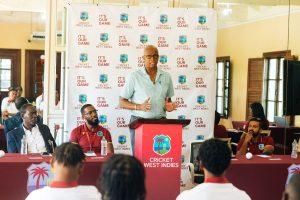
[216,56,231,118]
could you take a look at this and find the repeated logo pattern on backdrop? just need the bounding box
[66,3,216,169]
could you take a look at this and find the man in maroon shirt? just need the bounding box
[237,117,274,155]
[70,104,114,153]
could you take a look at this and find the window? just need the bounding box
[0,58,12,91]
[216,57,230,118]
[263,57,284,122]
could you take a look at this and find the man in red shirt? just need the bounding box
[70,104,114,153]
[237,117,274,155]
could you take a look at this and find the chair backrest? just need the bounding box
[260,130,271,136]
[218,138,232,150]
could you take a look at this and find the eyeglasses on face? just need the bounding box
[144,54,159,60]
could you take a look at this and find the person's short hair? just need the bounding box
[15,86,23,91]
[15,97,29,110]
[198,138,232,176]
[8,86,16,92]
[248,117,262,129]
[97,154,146,200]
[215,111,221,125]
[20,103,34,117]
[80,104,93,114]
[286,174,300,200]
[52,142,85,167]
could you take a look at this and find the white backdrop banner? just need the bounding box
[66,3,217,186]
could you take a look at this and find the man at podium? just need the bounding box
[119,45,177,152]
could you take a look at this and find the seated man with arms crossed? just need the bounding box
[237,117,274,156]
[70,104,114,154]
[7,104,56,153]
[177,139,251,200]
[26,142,101,200]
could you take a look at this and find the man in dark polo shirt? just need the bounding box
[237,117,274,155]
[70,104,114,154]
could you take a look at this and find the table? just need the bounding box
[227,155,300,200]
[0,153,108,200]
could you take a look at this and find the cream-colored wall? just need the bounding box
[0,22,45,92]
[217,12,300,126]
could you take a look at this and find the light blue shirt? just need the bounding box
[120,68,174,119]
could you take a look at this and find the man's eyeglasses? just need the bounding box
[144,54,159,60]
[84,109,98,116]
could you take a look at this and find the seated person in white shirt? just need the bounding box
[177,138,251,200]
[97,154,146,200]
[26,142,101,200]
[6,104,56,153]
[1,86,18,120]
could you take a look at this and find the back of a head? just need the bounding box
[215,111,221,125]
[198,138,231,176]
[250,102,266,119]
[19,103,33,116]
[285,174,300,200]
[98,154,146,200]
[15,97,29,110]
[53,142,85,167]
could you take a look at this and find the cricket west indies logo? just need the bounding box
[118,135,127,144]
[96,33,112,48]
[27,162,53,193]
[193,95,208,110]
[120,13,128,23]
[140,34,148,44]
[78,94,87,104]
[175,75,190,90]
[160,14,168,24]
[100,33,109,42]
[120,54,128,63]
[194,55,209,71]
[117,13,132,28]
[159,55,168,64]
[80,11,88,21]
[175,35,191,50]
[178,115,186,120]
[153,134,171,156]
[76,53,91,68]
[79,53,88,62]
[179,35,187,44]
[195,15,209,30]
[156,14,171,30]
[99,74,108,83]
[76,11,92,27]
[96,74,112,89]
[116,54,131,70]
[99,115,107,125]
[198,16,206,24]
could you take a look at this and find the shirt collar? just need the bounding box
[83,123,101,133]
[22,124,38,132]
[141,67,163,80]
[50,181,78,188]
[204,176,229,184]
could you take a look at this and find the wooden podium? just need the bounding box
[129,119,190,200]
